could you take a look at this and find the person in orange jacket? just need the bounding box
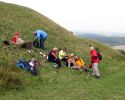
[75,56,85,69]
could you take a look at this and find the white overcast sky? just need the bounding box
[1,0,125,34]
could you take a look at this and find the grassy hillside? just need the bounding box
[0,2,125,100]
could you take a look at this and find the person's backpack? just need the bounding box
[97,52,102,61]
[33,39,39,48]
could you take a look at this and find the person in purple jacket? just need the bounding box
[33,30,47,50]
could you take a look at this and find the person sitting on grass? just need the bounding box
[48,47,61,68]
[58,48,68,66]
[67,53,78,68]
[75,56,88,72]
[11,32,32,53]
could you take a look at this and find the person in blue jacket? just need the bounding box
[33,30,47,50]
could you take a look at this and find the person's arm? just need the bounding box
[51,52,57,59]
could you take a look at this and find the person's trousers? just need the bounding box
[40,38,46,50]
[92,63,100,76]
[48,58,61,67]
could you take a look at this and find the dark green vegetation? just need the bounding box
[0,2,125,100]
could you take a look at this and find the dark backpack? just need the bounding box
[97,52,102,61]
[33,39,39,48]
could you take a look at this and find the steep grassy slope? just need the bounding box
[0,2,125,100]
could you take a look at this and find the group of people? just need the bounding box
[2,29,101,78]
[10,29,47,53]
[47,47,88,71]
[2,29,47,75]
[47,46,101,78]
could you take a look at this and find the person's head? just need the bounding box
[90,46,94,51]
[14,32,20,38]
[69,53,74,59]
[53,47,58,52]
[33,31,36,36]
[75,55,81,60]
[75,56,78,60]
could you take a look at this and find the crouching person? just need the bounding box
[48,47,61,68]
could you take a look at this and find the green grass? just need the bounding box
[0,2,125,100]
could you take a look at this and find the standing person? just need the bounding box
[33,30,47,50]
[89,46,100,78]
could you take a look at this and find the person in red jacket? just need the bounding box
[90,46,100,78]
[11,32,32,53]
[11,32,24,44]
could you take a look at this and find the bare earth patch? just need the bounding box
[112,45,125,50]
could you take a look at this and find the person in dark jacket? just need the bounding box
[48,47,61,67]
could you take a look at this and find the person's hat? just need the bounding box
[70,53,74,57]
[15,32,20,36]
